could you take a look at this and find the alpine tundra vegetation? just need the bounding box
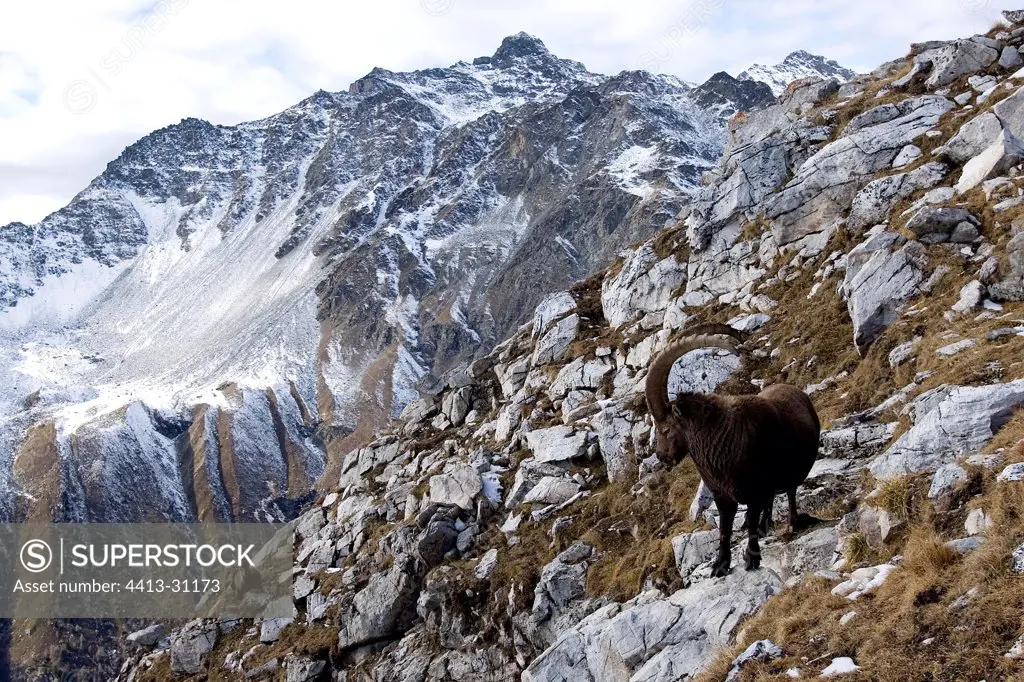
[6,8,1024,682]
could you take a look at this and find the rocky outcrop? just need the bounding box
[766,95,953,245]
[522,570,782,681]
[871,381,1024,479]
[843,229,925,352]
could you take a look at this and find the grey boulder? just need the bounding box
[870,380,1024,479]
[522,569,782,682]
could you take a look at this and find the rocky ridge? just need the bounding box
[740,50,858,97]
[113,12,1024,682]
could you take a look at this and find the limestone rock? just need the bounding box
[888,339,920,368]
[844,235,923,353]
[928,463,968,502]
[522,569,782,682]
[690,480,715,521]
[441,386,473,428]
[905,206,978,242]
[285,657,327,682]
[766,95,953,245]
[726,640,784,682]
[548,357,613,399]
[524,425,592,463]
[916,38,1000,88]
[965,507,993,536]
[170,620,219,674]
[532,291,576,339]
[523,476,582,505]
[260,617,292,643]
[762,525,840,580]
[505,459,568,510]
[337,555,421,651]
[957,130,1024,193]
[429,465,482,511]
[998,462,1024,482]
[667,348,742,398]
[892,144,922,168]
[820,422,897,460]
[848,162,948,229]
[592,401,637,483]
[945,112,1002,164]
[993,84,1024,141]
[527,542,602,648]
[951,280,985,314]
[475,548,499,580]
[871,381,1024,479]
[672,530,720,577]
[601,245,686,329]
[532,313,580,365]
[126,623,165,647]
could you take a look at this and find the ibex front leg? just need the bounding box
[744,501,768,571]
[711,494,736,577]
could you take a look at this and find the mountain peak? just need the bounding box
[491,32,550,62]
[738,50,856,96]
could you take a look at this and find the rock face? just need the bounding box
[524,425,593,463]
[914,37,1000,87]
[169,620,218,675]
[601,246,686,329]
[843,231,924,352]
[848,162,948,229]
[429,466,483,510]
[871,381,1024,479]
[765,95,953,245]
[336,555,421,651]
[522,570,782,682]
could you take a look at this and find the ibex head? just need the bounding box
[644,323,746,464]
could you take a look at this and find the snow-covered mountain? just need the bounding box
[0,33,847,524]
[740,49,857,96]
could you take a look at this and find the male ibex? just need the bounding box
[645,323,820,577]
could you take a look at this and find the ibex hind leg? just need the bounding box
[711,495,737,578]
[758,503,773,537]
[788,488,820,533]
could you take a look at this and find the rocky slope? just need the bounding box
[0,34,852,527]
[113,11,1024,682]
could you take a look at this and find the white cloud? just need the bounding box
[0,0,1013,225]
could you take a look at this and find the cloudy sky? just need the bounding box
[0,0,1014,226]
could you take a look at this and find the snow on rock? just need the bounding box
[725,640,784,681]
[831,563,896,600]
[739,50,856,97]
[820,657,861,676]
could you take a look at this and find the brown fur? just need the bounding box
[645,324,821,576]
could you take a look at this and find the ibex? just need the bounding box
[645,323,820,577]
